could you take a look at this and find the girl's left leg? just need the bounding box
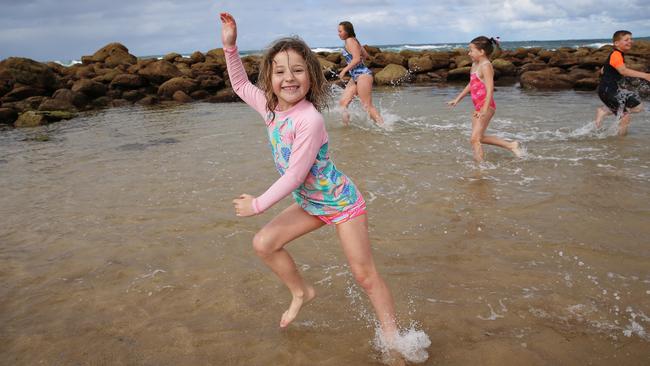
[335,214,398,339]
[475,108,522,158]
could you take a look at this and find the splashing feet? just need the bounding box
[280,285,316,328]
[511,141,524,158]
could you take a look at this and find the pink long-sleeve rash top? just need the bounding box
[224,46,363,216]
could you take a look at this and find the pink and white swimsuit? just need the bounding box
[224,46,366,224]
[470,61,496,111]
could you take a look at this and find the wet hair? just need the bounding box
[338,21,356,38]
[470,36,500,56]
[258,36,330,120]
[613,30,632,43]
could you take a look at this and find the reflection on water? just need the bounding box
[1,86,649,365]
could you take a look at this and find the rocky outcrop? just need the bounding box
[1,40,649,129]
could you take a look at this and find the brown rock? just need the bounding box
[537,50,555,62]
[580,52,609,68]
[2,86,46,101]
[158,77,198,98]
[447,66,471,81]
[136,95,159,105]
[38,97,77,112]
[0,57,60,92]
[89,42,129,62]
[191,51,206,63]
[414,74,432,83]
[191,62,222,74]
[374,64,410,85]
[408,56,434,73]
[172,90,193,103]
[52,88,88,108]
[138,60,182,84]
[548,52,579,68]
[206,87,240,103]
[492,59,516,76]
[164,52,182,62]
[15,111,47,127]
[574,78,599,90]
[110,74,146,89]
[453,55,472,69]
[92,69,121,83]
[190,90,210,100]
[105,49,137,68]
[520,67,575,89]
[111,99,131,107]
[71,79,107,97]
[122,90,144,102]
[325,53,341,64]
[196,75,224,91]
[0,107,18,125]
[519,63,548,74]
[91,96,111,108]
[371,52,405,68]
[427,52,451,69]
[364,45,381,56]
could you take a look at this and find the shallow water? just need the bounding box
[1,85,649,365]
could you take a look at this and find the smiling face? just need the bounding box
[338,25,348,40]
[614,34,633,52]
[468,43,485,62]
[271,49,311,111]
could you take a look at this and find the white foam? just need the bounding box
[373,325,431,364]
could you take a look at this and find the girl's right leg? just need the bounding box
[335,214,398,340]
[253,203,325,327]
[339,80,358,125]
[356,74,384,125]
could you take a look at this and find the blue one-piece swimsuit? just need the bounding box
[341,48,372,81]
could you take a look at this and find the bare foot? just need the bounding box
[595,107,608,129]
[279,285,316,328]
[510,141,523,158]
[342,109,350,126]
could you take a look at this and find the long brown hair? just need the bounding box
[339,21,356,38]
[257,37,329,120]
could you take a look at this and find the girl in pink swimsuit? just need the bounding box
[447,36,522,163]
[219,13,405,354]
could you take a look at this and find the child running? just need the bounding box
[594,30,650,136]
[337,21,384,126]
[447,36,522,163]
[219,12,402,350]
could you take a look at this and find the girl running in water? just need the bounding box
[337,21,384,126]
[219,12,403,354]
[448,36,522,163]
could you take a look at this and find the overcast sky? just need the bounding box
[1,0,649,61]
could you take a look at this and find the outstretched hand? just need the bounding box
[233,194,256,217]
[220,12,237,48]
[447,99,459,107]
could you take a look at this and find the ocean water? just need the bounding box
[53,37,650,66]
[1,85,649,365]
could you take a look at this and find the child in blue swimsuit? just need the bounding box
[337,21,384,126]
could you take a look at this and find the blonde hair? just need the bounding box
[258,37,330,120]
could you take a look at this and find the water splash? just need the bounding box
[373,324,432,364]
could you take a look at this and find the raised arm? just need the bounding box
[252,116,326,214]
[220,12,267,117]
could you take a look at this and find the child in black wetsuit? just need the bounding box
[595,30,650,136]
